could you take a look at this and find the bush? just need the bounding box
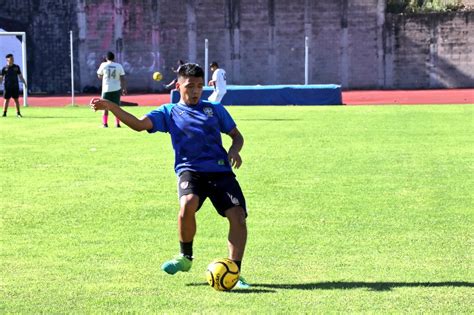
[386,0,465,13]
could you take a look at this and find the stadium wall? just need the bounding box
[384,12,474,89]
[0,0,472,93]
[0,1,77,94]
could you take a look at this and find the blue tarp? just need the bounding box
[170,84,342,105]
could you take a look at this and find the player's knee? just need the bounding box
[179,194,199,217]
[226,206,246,227]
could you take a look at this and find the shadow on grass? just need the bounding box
[188,281,473,292]
[186,282,276,293]
[253,281,474,292]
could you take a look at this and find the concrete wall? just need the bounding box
[0,0,472,93]
[385,12,474,88]
[0,1,77,93]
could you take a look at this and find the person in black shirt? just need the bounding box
[0,54,27,117]
[164,59,185,90]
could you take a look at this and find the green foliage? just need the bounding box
[1,106,473,313]
[387,0,465,13]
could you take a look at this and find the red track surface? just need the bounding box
[344,89,473,105]
[23,89,473,107]
[26,93,170,107]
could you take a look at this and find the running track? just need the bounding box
[23,89,474,107]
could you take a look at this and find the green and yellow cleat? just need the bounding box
[161,254,193,275]
[235,276,251,289]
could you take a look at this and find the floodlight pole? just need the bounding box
[304,36,309,85]
[204,38,209,86]
[70,30,75,106]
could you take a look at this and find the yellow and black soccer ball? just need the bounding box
[205,258,240,291]
[152,71,163,81]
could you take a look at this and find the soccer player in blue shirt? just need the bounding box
[90,63,249,288]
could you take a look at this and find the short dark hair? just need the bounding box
[210,61,219,68]
[5,54,13,59]
[177,63,204,79]
[106,51,115,61]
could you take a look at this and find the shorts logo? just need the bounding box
[227,193,240,206]
[180,181,189,189]
[203,107,214,117]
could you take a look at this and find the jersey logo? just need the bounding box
[203,107,214,117]
[227,193,240,206]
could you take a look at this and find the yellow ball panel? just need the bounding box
[152,72,163,81]
[206,259,240,291]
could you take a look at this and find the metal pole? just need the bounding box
[70,30,75,106]
[204,38,209,86]
[304,36,309,85]
[21,32,28,106]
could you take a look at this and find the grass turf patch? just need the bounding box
[1,105,473,312]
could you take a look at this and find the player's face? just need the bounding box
[177,76,204,105]
[6,57,13,65]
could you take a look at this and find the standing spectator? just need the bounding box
[0,54,27,118]
[164,59,185,90]
[208,62,227,103]
[97,51,127,128]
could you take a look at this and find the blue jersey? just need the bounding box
[146,100,236,174]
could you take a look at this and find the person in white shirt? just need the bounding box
[208,62,227,103]
[97,51,126,127]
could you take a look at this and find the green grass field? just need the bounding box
[1,105,473,313]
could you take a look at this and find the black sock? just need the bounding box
[233,260,242,271]
[180,241,193,260]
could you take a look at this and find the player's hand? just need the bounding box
[208,80,214,86]
[121,88,127,96]
[90,97,109,111]
[228,149,242,169]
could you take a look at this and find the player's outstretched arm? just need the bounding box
[227,127,244,169]
[90,98,152,131]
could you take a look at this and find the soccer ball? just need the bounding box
[152,71,163,81]
[206,258,240,291]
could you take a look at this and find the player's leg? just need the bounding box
[178,194,199,244]
[103,90,121,127]
[208,174,250,288]
[225,206,247,263]
[214,91,226,103]
[113,90,122,127]
[161,193,200,275]
[226,207,250,289]
[3,89,11,116]
[207,91,218,102]
[102,109,109,127]
[13,96,22,117]
[101,91,110,127]
[162,171,205,275]
[2,99,9,116]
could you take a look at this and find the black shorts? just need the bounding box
[3,87,20,99]
[178,171,247,217]
[102,90,121,106]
